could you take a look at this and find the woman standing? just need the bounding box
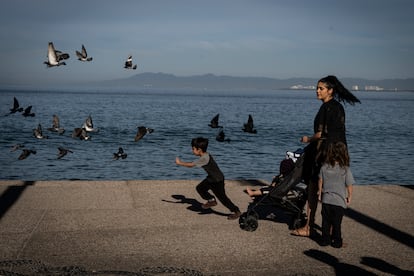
[292,75,360,237]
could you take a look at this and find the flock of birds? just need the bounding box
[43,41,137,69]
[209,113,257,143]
[6,95,257,161]
[6,41,146,161]
[7,42,256,161]
[6,97,154,160]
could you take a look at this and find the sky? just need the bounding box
[0,0,413,87]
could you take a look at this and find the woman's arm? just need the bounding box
[301,131,322,143]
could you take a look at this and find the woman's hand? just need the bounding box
[301,136,310,143]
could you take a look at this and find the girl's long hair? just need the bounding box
[326,141,350,167]
[319,75,361,105]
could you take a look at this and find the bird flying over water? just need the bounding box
[72,128,90,140]
[22,106,35,117]
[134,126,154,142]
[57,147,73,159]
[33,123,48,139]
[8,97,24,114]
[10,144,25,152]
[242,114,257,134]
[76,44,93,62]
[113,147,127,160]
[44,42,69,67]
[216,127,230,143]
[124,55,137,70]
[209,114,221,128]
[82,115,98,132]
[47,114,65,134]
[18,149,36,160]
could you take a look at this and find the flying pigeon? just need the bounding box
[216,127,230,142]
[33,123,48,139]
[242,114,257,134]
[47,114,65,134]
[82,115,98,132]
[10,144,25,152]
[124,55,137,70]
[208,114,221,128]
[22,106,35,117]
[57,147,73,159]
[44,42,69,67]
[134,126,154,142]
[72,128,90,140]
[76,44,93,62]
[55,50,70,61]
[113,147,127,160]
[18,149,36,160]
[9,97,24,114]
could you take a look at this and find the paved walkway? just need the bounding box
[0,180,413,275]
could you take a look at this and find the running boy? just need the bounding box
[318,141,354,248]
[175,137,241,220]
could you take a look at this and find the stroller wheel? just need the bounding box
[239,212,259,232]
[250,210,259,220]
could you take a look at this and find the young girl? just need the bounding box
[318,141,354,248]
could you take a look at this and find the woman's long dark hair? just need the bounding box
[319,75,361,105]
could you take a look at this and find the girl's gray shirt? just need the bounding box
[319,163,354,209]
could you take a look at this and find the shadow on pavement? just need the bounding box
[304,249,376,275]
[162,194,228,217]
[0,181,35,220]
[360,256,414,276]
[346,207,414,249]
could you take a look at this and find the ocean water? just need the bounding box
[0,89,413,185]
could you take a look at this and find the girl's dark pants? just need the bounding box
[321,203,344,248]
[196,178,240,213]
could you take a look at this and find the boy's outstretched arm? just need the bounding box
[175,157,195,168]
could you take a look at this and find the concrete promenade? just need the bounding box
[0,180,413,275]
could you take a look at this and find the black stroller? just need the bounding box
[239,149,308,231]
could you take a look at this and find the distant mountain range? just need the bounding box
[100,72,414,91]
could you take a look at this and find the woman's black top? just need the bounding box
[314,99,346,146]
[303,99,346,184]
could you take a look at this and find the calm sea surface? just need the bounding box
[1,89,413,185]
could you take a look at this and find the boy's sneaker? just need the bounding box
[202,199,217,209]
[227,211,241,220]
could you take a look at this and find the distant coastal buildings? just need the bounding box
[86,73,412,91]
[289,84,316,90]
[352,85,384,91]
[290,84,391,91]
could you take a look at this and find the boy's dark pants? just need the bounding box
[196,178,240,213]
[321,203,344,248]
